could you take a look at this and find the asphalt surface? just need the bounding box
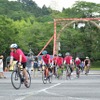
[0,70,100,100]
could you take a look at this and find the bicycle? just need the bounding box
[11,63,31,89]
[42,65,52,84]
[65,64,72,80]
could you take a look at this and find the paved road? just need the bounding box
[0,70,100,100]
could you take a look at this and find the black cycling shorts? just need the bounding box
[17,62,26,69]
[45,64,50,68]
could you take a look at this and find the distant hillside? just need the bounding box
[0,0,51,20]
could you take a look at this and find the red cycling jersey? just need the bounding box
[52,56,57,65]
[56,57,63,66]
[42,54,50,64]
[75,59,81,66]
[10,48,27,63]
[64,56,72,64]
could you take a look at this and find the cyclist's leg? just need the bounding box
[45,67,49,78]
[86,66,88,74]
[69,64,73,73]
[60,65,64,75]
[87,66,89,73]
[22,62,28,81]
[42,65,46,79]
[54,65,57,76]
[46,64,51,77]
[87,64,90,73]
[84,65,87,74]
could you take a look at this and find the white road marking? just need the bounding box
[15,83,62,100]
[38,83,61,92]
[15,76,77,100]
[68,97,90,100]
[15,76,90,100]
[44,90,64,96]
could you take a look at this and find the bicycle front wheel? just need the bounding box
[48,74,52,83]
[66,66,71,80]
[24,71,31,88]
[11,71,21,89]
[42,70,47,84]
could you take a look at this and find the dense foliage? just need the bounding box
[0,0,100,61]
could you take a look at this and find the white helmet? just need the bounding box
[65,52,70,56]
[76,57,79,61]
[86,56,89,59]
[10,43,18,49]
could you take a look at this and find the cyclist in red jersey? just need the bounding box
[75,57,81,68]
[56,53,63,67]
[64,52,73,73]
[75,57,81,77]
[42,51,50,66]
[41,50,51,79]
[9,43,28,85]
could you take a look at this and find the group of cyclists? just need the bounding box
[41,50,91,80]
[8,43,91,88]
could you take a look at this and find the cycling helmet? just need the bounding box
[58,53,62,57]
[65,52,70,56]
[76,57,79,61]
[10,43,18,49]
[86,56,89,59]
[42,50,47,55]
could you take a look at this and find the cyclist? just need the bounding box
[75,57,81,77]
[9,43,28,85]
[84,56,91,74]
[56,53,63,67]
[75,57,81,68]
[41,50,51,79]
[64,52,73,73]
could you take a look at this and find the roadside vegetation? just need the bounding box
[0,0,100,67]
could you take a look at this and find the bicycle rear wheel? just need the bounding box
[11,70,21,89]
[24,71,31,88]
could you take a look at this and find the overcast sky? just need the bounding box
[9,0,100,11]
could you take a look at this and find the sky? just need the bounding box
[9,0,100,11]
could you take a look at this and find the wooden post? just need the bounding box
[53,19,57,55]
